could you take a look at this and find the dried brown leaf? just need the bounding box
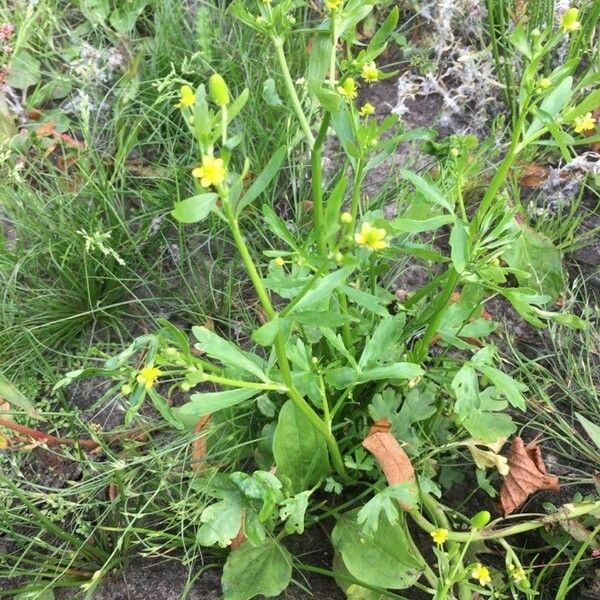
[518,163,551,188]
[500,437,559,515]
[362,429,416,510]
[191,415,211,473]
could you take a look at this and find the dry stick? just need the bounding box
[0,417,149,451]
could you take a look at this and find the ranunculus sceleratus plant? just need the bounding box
[61,2,600,598]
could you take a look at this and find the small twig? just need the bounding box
[0,418,151,451]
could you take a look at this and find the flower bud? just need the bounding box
[470,510,491,529]
[209,73,230,107]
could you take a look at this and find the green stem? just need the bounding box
[350,158,364,220]
[409,501,600,542]
[204,373,287,392]
[312,114,331,257]
[273,38,315,147]
[221,199,346,478]
[412,267,460,362]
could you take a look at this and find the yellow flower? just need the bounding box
[325,0,342,10]
[354,222,387,251]
[561,7,581,33]
[340,211,353,224]
[430,528,448,545]
[359,102,375,116]
[193,155,226,187]
[573,112,596,133]
[136,365,163,390]
[471,563,491,587]
[361,61,379,83]
[337,77,357,100]
[274,257,285,266]
[176,85,195,108]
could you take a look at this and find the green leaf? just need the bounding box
[357,363,424,383]
[173,389,260,427]
[280,490,311,534]
[452,364,480,419]
[197,496,244,547]
[289,266,354,313]
[261,204,298,250]
[564,87,600,121]
[463,410,516,443]
[324,176,349,241]
[449,218,470,273]
[358,314,405,370]
[252,317,291,346]
[357,483,418,537]
[365,6,398,58]
[221,539,292,600]
[273,400,330,491]
[398,169,454,213]
[192,326,268,382]
[147,388,184,430]
[7,50,41,90]
[575,413,600,451]
[524,76,573,140]
[109,0,149,32]
[307,29,332,89]
[503,224,564,299]
[368,388,435,447]
[391,214,454,234]
[262,78,283,107]
[172,194,218,223]
[79,0,110,24]
[342,285,391,317]
[333,511,422,589]
[476,364,527,411]
[509,23,531,58]
[0,374,41,419]
[237,147,287,214]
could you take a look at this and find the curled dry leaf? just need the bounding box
[191,415,211,473]
[500,437,559,515]
[362,420,416,510]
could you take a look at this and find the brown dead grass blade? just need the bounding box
[500,437,559,515]
[362,420,416,510]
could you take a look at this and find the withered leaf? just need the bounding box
[362,427,416,510]
[500,437,559,515]
[518,163,551,188]
[191,415,211,473]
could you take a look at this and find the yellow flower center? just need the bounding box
[361,61,379,83]
[136,366,163,390]
[177,85,196,108]
[325,0,342,10]
[193,155,226,188]
[573,112,597,133]
[354,222,387,251]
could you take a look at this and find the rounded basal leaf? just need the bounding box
[272,400,330,492]
[221,539,292,600]
[332,511,422,590]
